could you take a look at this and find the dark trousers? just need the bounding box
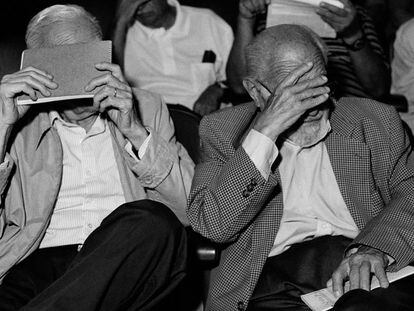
[247,236,414,311]
[0,200,187,311]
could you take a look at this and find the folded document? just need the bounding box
[301,265,414,311]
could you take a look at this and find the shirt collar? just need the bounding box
[134,0,188,38]
[49,111,107,134]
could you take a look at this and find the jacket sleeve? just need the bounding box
[121,90,194,225]
[352,107,414,271]
[187,116,279,243]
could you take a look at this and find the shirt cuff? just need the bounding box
[242,129,279,180]
[0,156,10,170]
[125,133,152,160]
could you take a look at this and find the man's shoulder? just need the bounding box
[132,88,165,124]
[200,102,257,138]
[333,97,398,129]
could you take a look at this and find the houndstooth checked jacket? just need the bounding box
[187,97,414,311]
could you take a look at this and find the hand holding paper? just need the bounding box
[316,0,360,37]
[85,62,148,146]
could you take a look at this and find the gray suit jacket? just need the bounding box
[188,97,414,311]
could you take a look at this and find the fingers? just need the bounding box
[94,62,126,83]
[292,76,328,94]
[359,261,371,291]
[332,266,348,297]
[19,66,53,80]
[93,85,132,112]
[9,77,52,97]
[1,69,58,101]
[319,2,348,16]
[349,263,361,290]
[278,62,314,90]
[373,263,389,289]
[85,72,131,93]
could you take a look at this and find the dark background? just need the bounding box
[0,0,239,77]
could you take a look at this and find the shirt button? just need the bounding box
[247,184,255,192]
[251,178,257,186]
[87,223,93,229]
[242,190,250,198]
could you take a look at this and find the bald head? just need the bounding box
[25,5,102,49]
[245,24,328,88]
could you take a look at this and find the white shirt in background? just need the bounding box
[124,0,234,110]
[242,120,358,257]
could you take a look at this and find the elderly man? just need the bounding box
[188,24,414,311]
[0,4,194,311]
[227,0,389,100]
[112,0,234,116]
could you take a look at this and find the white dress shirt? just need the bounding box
[124,0,234,110]
[40,113,150,248]
[242,119,358,257]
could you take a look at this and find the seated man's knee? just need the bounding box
[114,200,184,239]
[334,289,395,311]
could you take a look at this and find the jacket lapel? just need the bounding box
[326,106,373,230]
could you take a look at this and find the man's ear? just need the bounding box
[242,78,267,111]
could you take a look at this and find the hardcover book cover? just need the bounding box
[17,40,112,105]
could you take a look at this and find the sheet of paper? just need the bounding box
[292,0,344,9]
[267,0,337,38]
[301,265,414,311]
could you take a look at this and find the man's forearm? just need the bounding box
[226,17,256,95]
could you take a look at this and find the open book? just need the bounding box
[17,40,112,105]
[266,0,344,38]
[301,265,414,311]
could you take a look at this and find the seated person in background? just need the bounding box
[0,4,194,310]
[227,0,390,100]
[391,17,414,135]
[112,0,234,116]
[188,24,414,311]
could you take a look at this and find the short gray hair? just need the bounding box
[26,4,103,48]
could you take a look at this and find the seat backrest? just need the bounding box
[167,104,201,164]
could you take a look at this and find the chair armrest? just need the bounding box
[382,94,408,112]
[186,227,221,270]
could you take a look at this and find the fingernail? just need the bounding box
[322,76,328,81]
[334,291,340,297]
[307,62,313,66]
[45,90,51,96]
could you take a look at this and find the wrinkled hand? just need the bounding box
[85,62,147,142]
[252,62,330,141]
[239,0,271,20]
[0,67,58,126]
[328,245,389,297]
[193,84,223,116]
[317,0,361,38]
